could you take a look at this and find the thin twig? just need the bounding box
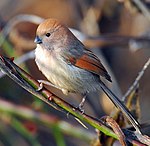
[102,116,127,146]
[123,58,150,101]
[0,50,35,78]
[132,0,150,21]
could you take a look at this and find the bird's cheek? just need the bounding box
[44,38,52,45]
[42,42,54,51]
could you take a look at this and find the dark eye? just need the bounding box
[46,33,51,37]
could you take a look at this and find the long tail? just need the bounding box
[99,80,141,134]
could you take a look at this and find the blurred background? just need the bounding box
[0,0,150,145]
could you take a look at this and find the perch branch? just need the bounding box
[0,55,150,145]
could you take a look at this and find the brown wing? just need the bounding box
[69,50,112,82]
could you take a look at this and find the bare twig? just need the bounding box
[0,50,35,78]
[132,0,150,21]
[135,133,150,145]
[102,116,127,146]
[123,58,150,101]
[110,58,150,135]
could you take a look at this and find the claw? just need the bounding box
[77,94,87,114]
[67,112,70,118]
[77,106,84,114]
[36,82,43,91]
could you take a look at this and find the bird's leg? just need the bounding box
[78,93,87,113]
[37,80,62,91]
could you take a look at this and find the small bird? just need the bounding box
[34,18,141,133]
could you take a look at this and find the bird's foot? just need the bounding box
[36,82,44,91]
[77,105,84,114]
[37,80,62,91]
[76,94,87,114]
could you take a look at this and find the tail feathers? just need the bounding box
[99,80,141,134]
[104,72,112,82]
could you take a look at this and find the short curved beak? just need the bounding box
[34,36,42,44]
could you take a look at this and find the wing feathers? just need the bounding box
[68,50,112,82]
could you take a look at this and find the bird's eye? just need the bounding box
[46,33,51,37]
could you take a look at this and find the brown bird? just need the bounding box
[34,18,141,133]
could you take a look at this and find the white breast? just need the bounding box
[35,45,101,94]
